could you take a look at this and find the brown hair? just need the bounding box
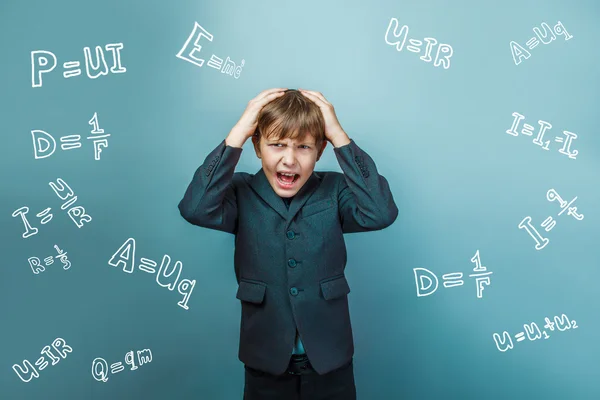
[253,89,326,155]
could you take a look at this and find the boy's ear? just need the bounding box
[316,140,327,161]
[252,134,261,158]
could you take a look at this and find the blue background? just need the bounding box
[1,0,599,398]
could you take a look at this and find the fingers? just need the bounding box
[261,87,288,96]
[299,90,327,108]
[252,88,287,108]
[298,89,330,106]
[256,88,287,102]
[265,90,287,101]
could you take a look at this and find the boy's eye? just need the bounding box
[270,144,311,149]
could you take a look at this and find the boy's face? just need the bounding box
[253,133,327,198]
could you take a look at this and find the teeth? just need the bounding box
[280,172,295,177]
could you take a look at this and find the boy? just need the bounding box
[178,88,398,399]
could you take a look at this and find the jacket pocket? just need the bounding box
[302,198,334,218]
[320,274,351,300]
[236,279,267,304]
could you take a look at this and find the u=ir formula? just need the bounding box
[384,17,453,69]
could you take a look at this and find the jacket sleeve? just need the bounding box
[333,138,399,234]
[178,139,243,235]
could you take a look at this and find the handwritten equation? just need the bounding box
[12,178,93,239]
[176,22,244,79]
[12,338,73,383]
[510,21,572,66]
[108,238,196,310]
[414,250,492,299]
[384,17,453,69]
[28,245,71,274]
[32,43,126,88]
[32,112,111,161]
[519,188,584,251]
[92,348,153,383]
[493,313,577,352]
[506,112,579,160]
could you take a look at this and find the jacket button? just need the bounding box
[286,230,295,239]
[288,259,297,268]
[290,287,299,296]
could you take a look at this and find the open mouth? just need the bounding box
[276,172,300,187]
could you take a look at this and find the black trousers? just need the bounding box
[243,355,356,400]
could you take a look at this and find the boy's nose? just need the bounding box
[282,149,299,164]
[282,158,297,168]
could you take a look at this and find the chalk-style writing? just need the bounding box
[92,348,152,382]
[31,43,126,88]
[506,112,579,160]
[518,188,584,250]
[510,21,573,65]
[108,238,196,310]
[28,245,71,274]
[414,250,492,299]
[384,17,453,69]
[12,178,92,238]
[32,112,111,161]
[176,21,245,79]
[493,313,578,352]
[12,338,73,382]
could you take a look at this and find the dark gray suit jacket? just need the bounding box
[178,138,398,375]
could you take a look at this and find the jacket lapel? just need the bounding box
[249,168,322,221]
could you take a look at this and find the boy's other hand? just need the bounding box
[227,88,287,147]
[298,89,350,147]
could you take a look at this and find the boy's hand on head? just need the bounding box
[298,89,350,147]
[229,88,288,142]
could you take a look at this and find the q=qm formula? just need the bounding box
[92,347,152,383]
